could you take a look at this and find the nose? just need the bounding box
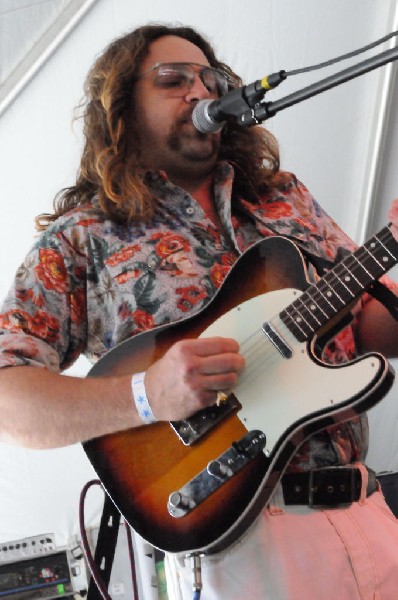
[184,73,212,103]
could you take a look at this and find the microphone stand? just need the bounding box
[239,45,398,127]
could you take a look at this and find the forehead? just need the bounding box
[140,35,210,71]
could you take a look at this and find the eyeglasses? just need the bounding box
[136,62,231,98]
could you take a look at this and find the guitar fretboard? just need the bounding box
[280,225,398,342]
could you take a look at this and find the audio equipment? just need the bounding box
[0,549,73,599]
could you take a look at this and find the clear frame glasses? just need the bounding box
[137,62,231,98]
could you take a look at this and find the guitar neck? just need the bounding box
[281,225,398,342]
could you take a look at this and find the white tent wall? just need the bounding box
[0,0,398,554]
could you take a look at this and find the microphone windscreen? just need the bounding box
[192,100,224,134]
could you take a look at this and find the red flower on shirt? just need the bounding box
[132,309,155,333]
[105,244,141,267]
[115,270,141,284]
[0,309,33,332]
[70,287,86,325]
[0,334,40,359]
[0,309,59,343]
[220,253,235,267]
[31,311,60,343]
[76,218,103,227]
[35,248,68,293]
[262,201,293,219]
[209,262,231,288]
[176,286,207,312]
[293,217,317,233]
[16,288,45,308]
[151,233,190,258]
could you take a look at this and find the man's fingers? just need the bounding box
[182,336,240,356]
[388,199,398,242]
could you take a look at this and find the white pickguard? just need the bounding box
[200,288,381,458]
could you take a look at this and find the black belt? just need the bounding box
[282,466,377,508]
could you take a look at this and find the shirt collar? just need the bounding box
[146,161,235,199]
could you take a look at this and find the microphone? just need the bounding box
[192,71,286,134]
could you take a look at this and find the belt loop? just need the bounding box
[355,463,368,505]
[268,482,285,515]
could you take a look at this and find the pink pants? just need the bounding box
[165,471,398,599]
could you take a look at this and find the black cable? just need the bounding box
[125,524,140,599]
[79,481,141,600]
[79,480,113,600]
[286,29,398,76]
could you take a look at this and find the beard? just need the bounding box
[166,112,220,162]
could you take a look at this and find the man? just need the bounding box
[1,23,398,599]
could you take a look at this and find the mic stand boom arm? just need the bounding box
[239,45,398,127]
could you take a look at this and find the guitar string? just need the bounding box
[238,321,301,393]
[230,316,296,391]
[282,226,398,338]
[228,226,398,392]
[304,228,392,310]
[215,227,398,398]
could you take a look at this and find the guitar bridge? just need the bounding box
[168,430,267,518]
[170,394,241,445]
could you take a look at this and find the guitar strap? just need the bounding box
[366,280,398,321]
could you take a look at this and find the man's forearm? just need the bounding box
[356,295,398,358]
[0,366,138,449]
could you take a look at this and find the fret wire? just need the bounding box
[314,285,340,312]
[332,264,363,292]
[285,303,314,332]
[341,264,362,288]
[282,305,312,337]
[317,280,345,307]
[351,255,373,280]
[336,251,376,282]
[363,245,383,269]
[280,225,398,342]
[323,268,356,298]
[376,229,398,260]
[317,285,336,312]
[295,296,323,326]
[299,285,335,320]
[360,240,391,271]
[305,289,335,317]
[331,228,395,285]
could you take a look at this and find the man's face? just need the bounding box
[133,35,223,182]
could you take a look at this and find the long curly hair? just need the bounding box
[36,24,280,230]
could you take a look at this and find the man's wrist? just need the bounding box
[131,371,157,424]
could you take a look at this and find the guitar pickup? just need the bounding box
[262,321,292,358]
[167,430,266,518]
[170,394,241,445]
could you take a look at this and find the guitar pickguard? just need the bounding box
[202,288,383,459]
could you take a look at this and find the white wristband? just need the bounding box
[131,371,157,424]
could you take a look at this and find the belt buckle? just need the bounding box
[308,467,358,508]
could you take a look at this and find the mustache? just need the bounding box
[176,108,211,136]
[176,107,195,125]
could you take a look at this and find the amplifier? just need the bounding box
[0,550,73,599]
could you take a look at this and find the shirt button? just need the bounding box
[147,257,157,269]
[186,206,194,216]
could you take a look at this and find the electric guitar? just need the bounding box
[83,226,398,555]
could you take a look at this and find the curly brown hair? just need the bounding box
[36,23,280,230]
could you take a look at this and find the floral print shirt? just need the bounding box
[0,162,374,469]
